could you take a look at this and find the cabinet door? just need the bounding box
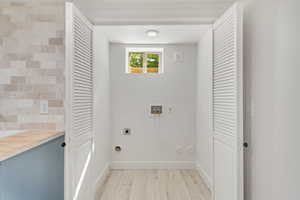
[0,137,64,200]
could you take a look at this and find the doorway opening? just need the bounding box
[65,2,243,200]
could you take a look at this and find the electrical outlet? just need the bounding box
[40,100,48,114]
[186,145,195,154]
[168,106,174,114]
[174,51,184,63]
[176,145,184,154]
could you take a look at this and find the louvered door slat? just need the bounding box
[214,63,235,73]
[73,77,92,86]
[213,12,237,135]
[72,8,93,139]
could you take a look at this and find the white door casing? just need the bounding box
[65,3,94,200]
[212,3,243,200]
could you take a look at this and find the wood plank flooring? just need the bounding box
[95,170,211,200]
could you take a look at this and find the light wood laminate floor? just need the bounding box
[96,170,211,200]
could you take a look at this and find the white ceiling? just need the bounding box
[74,0,236,25]
[98,25,210,44]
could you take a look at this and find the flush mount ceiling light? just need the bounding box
[146,29,159,37]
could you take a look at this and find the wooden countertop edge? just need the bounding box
[0,131,65,162]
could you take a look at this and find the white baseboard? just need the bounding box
[111,161,195,169]
[93,163,110,200]
[196,163,212,191]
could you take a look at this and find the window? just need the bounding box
[126,48,163,74]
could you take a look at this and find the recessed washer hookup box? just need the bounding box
[150,105,163,115]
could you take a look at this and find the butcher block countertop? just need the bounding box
[0,130,64,162]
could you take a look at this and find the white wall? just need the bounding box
[110,43,197,169]
[196,28,213,188]
[92,27,111,190]
[243,0,300,199]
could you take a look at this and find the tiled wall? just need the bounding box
[0,0,65,130]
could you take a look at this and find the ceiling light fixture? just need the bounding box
[146,29,159,37]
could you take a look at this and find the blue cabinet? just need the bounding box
[0,136,64,200]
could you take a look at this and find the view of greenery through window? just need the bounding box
[146,54,159,73]
[128,52,160,73]
[129,52,143,68]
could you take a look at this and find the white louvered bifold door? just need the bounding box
[65,3,94,200]
[212,3,243,200]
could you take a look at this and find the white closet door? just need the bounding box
[65,3,94,200]
[212,3,243,200]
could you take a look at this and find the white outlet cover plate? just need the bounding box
[40,100,48,114]
[174,51,184,62]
